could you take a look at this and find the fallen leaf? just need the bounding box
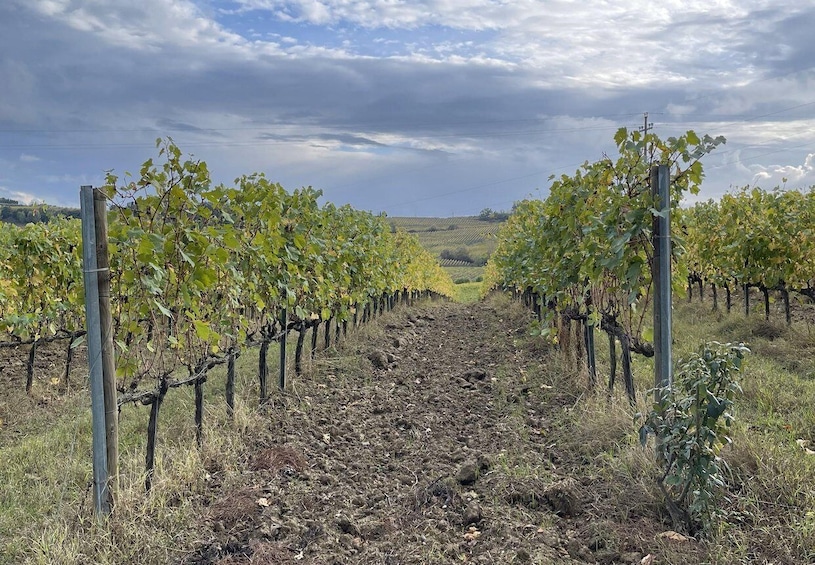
[641,555,654,565]
[256,497,270,507]
[796,439,815,455]
[658,530,691,542]
[322,433,331,445]
[463,526,481,541]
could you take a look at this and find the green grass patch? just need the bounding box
[454,282,482,304]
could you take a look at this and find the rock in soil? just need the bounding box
[462,501,482,525]
[544,477,582,517]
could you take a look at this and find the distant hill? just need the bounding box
[388,216,506,282]
[0,197,79,226]
[0,199,80,226]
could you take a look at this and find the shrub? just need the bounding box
[638,342,749,535]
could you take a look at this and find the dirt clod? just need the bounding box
[462,501,482,525]
[544,477,581,517]
[367,350,389,369]
[335,515,359,536]
[456,460,480,485]
[461,368,488,381]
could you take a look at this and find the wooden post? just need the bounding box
[226,349,236,420]
[279,308,287,391]
[194,375,204,448]
[259,329,269,404]
[93,188,119,493]
[295,322,306,376]
[585,321,597,388]
[80,185,110,516]
[311,321,319,359]
[25,341,36,394]
[145,381,168,493]
[744,283,750,316]
[608,332,617,393]
[63,337,74,389]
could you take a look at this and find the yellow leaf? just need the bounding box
[658,530,691,542]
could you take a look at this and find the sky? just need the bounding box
[0,0,813,217]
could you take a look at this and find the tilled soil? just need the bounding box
[183,300,677,565]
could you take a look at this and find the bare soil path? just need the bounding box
[184,299,670,565]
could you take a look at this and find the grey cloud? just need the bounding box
[257,132,387,146]
[0,0,813,215]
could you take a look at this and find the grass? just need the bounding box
[539,293,815,563]
[0,329,313,564]
[445,266,485,283]
[454,282,482,304]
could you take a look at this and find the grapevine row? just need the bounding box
[484,127,725,397]
[683,185,815,322]
[1,139,454,491]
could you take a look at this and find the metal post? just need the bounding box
[652,166,672,393]
[80,185,110,517]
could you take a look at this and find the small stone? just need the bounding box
[462,502,482,525]
[536,527,560,548]
[594,549,622,565]
[566,539,595,561]
[462,368,488,381]
[543,477,581,516]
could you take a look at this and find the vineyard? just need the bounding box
[683,186,815,321]
[481,126,815,556]
[388,216,501,280]
[484,127,727,401]
[1,132,815,564]
[0,139,454,501]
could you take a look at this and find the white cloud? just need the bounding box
[751,153,815,188]
[26,0,249,52]
[0,186,39,204]
[19,153,40,162]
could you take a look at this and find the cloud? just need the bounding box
[0,186,39,204]
[19,153,41,162]
[751,153,815,188]
[0,0,813,215]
